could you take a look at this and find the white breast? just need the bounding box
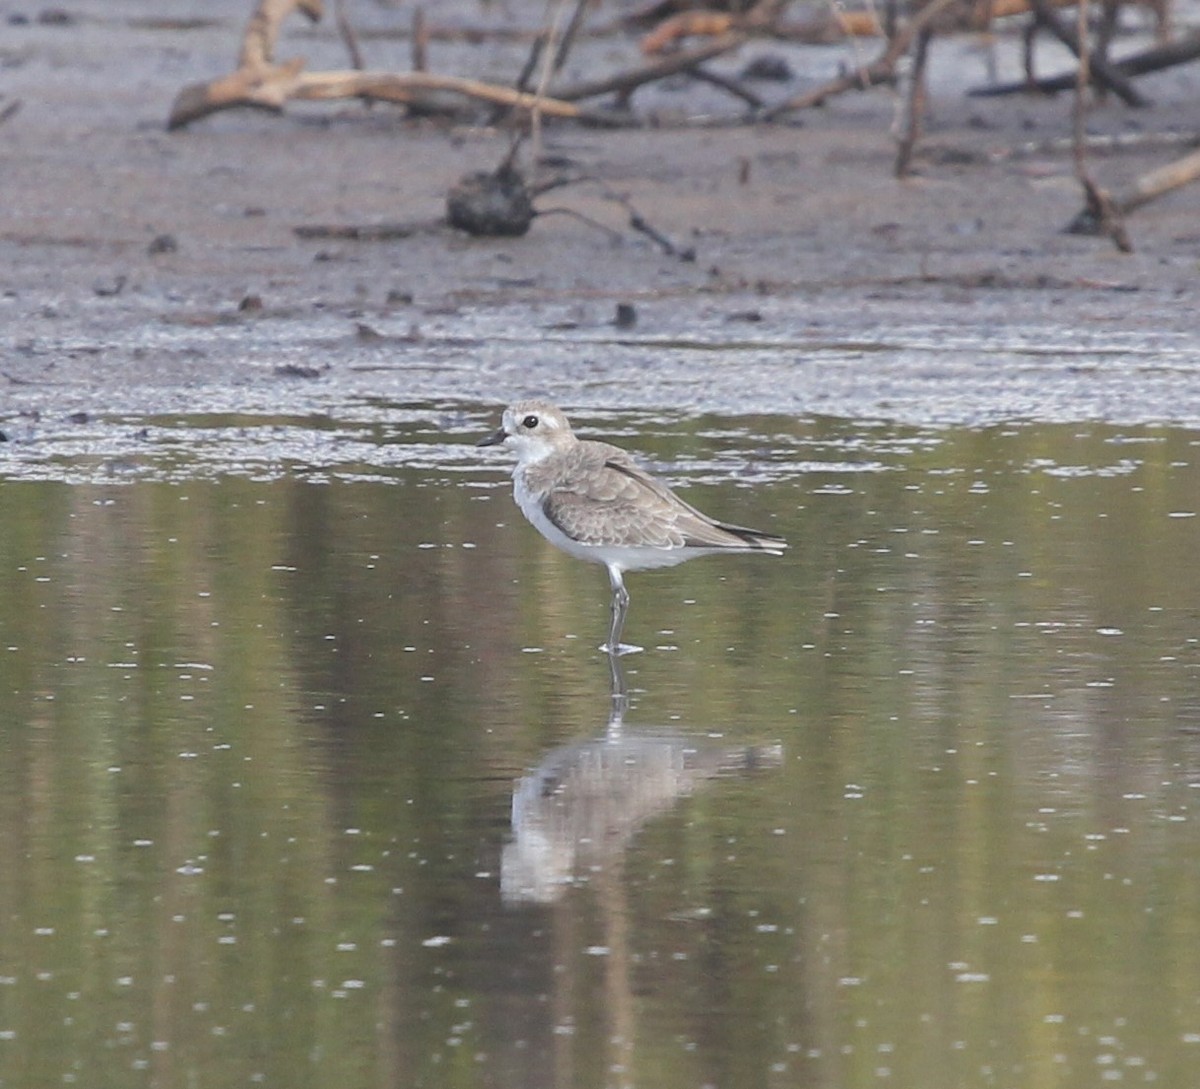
[513,468,600,563]
[512,467,694,573]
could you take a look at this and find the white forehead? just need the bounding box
[504,403,568,433]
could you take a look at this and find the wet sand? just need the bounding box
[3,0,1200,446]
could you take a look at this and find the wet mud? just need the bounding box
[3,1,1200,477]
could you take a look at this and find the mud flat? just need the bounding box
[3,0,1200,466]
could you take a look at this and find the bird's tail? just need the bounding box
[712,522,788,554]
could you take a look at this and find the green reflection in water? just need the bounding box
[0,420,1198,1089]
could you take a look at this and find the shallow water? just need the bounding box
[1,411,1199,1088]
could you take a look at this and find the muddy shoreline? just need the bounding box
[3,1,1200,466]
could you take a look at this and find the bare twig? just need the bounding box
[537,206,626,245]
[763,0,959,118]
[333,0,364,70]
[1024,0,1149,106]
[629,210,690,257]
[1067,145,1200,235]
[1114,147,1200,214]
[487,28,546,125]
[513,31,547,96]
[894,25,932,177]
[530,0,574,181]
[552,0,593,75]
[970,29,1200,97]
[239,0,323,71]
[1071,0,1087,179]
[603,192,694,259]
[411,6,428,73]
[553,33,749,102]
[1072,176,1132,249]
[1071,0,1132,251]
[688,65,765,110]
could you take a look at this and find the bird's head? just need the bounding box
[477,401,572,463]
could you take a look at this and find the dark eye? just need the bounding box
[522,415,539,429]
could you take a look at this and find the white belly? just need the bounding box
[513,472,691,574]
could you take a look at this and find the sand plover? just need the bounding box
[478,400,787,655]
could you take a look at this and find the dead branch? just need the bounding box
[1070,175,1133,248]
[552,33,750,102]
[640,0,790,53]
[514,31,548,97]
[411,7,428,72]
[628,208,695,259]
[239,0,323,71]
[762,0,961,118]
[333,0,365,70]
[1026,0,1149,106]
[1067,146,1200,234]
[688,65,766,109]
[170,0,317,126]
[170,65,585,129]
[487,27,546,125]
[894,25,933,177]
[169,0,591,128]
[169,59,305,127]
[649,8,881,47]
[641,10,741,54]
[638,0,1093,52]
[970,29,1200,97]
[1070,0,1133,252]
[552,0,593,74]
[1114,146,1200,214]
[295,70,584,116]
[536,206,626,245]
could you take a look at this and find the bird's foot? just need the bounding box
[601,641,643,656]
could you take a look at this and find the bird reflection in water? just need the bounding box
[501,651,783,905]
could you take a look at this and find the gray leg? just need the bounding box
[603,565,641,655]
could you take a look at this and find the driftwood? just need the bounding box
[170,68,586,128]
[168,0,585,128]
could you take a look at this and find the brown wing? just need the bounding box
[537,441,783,551]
